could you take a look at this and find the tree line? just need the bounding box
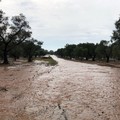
[0,10,48,64]
[56,17,120,63]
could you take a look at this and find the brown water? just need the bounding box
[0,56,120,120]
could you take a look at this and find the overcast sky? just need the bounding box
[0,0,120,50]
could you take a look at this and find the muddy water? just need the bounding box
[0,56,120,120]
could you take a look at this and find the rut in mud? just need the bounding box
[0,56,120,120]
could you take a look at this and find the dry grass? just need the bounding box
[35,56,58,66]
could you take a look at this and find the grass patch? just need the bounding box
[35,56,58,66]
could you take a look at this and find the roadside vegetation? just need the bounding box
[55,17,120,63]
[0,7,120,65]
[35,56,58,66]
[0,10,50,64]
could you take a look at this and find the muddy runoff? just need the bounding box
[0,56,120,120]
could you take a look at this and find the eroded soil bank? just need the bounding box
[0,56,120,120]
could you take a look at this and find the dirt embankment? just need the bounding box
[0,56,120,120]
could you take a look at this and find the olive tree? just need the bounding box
[22,38,43,62]
[0,10,31,64]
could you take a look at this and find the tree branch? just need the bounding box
[7,27,22,44]
[0,34,5,42]
[7,37,27,52]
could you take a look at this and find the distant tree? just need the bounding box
[9,45,23,61]
[76,43,96,61]
[96,40,111,62]
[56,43,97,61]
[37,49,48,57]
[0,10,31,64]
[64,44,76,59]
[49,50,54,55]
[112,17,120,44]
[73,46,83,59]
[111,16,120,60]
[55,48,65,58]
[88,43,96,61]
[22,38,42,62]
[112,43,120,60]
[34,41,44,57]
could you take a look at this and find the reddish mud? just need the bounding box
[0,56,120,120]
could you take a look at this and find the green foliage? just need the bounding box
[64,44,76,59]
[111,17,120,60]
[112,44,120,60]
[0,10,47,63]
[55,48,65,58]
[22,38,43,62]
[56,43,97,61]
[112,18,120,44]
[95,40,112,62]
[0,10,31,64]
[73,46,83,59]
[9,46,23,60]
[0,8,120,64]
[49,50,54,55]
[55,16,120,62]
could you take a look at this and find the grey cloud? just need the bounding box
[0,0,120,50]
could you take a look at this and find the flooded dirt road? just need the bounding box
[0,56,120,120]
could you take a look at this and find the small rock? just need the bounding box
[0,87,8,92]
